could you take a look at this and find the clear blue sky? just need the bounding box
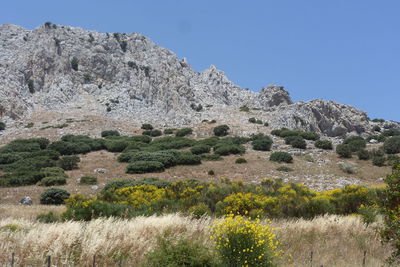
[2,0,399,121]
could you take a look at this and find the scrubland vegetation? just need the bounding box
[0,125,400,265]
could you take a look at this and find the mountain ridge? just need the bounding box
[0,23,398,136]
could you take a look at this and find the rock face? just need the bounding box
[0,23,398,135]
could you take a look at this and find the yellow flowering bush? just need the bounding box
[210,214,281,266]
[114,185,168,208]
[216,192,277,217]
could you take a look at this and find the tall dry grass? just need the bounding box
[0,212,393,266]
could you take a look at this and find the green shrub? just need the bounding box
[248,117,256,123]
[239,105,250,112]
[382,129,400,137]
[252,136,273,151]
[338,162,358,174]
[213,125,230,137]
[214,145,245,156]
[0,138,49,153]
[142,236,218,267]
[40,188,70,205]
[384,136,400,154]
[41,167,67,177]
[126,151,178,168]
[126,161,164,174]
[80,176,97,185]
[315,140,333,150]
[343,136,366,152]
[58,155,80,170]
[270,151,293,163]
[0,121,5,131]
[48,141,85,155]
[336,144,352,158]
[299,132,320,141]
[357,149,371,160]
[143,129,162,137]
[36,211,60,223]
[38,176,67,186]
[102,179,137,192]
[101,130,120,137]
[264,122,269,127]
[163,128,174,134]
[176,152,202,165]
[71,57,79,71]
[175,128,193,137]
[358,205,379,225]
[148,137,194,150]
[285,135,306,149]
[372,156,386,167]
[208,170,215,176]
[190,145,211,155]
[373,125,381,132]
[235,158,247,164]
[188,202,211,218]
[276,166,293,172]
[104,140,131,152]
[141,123,154,130]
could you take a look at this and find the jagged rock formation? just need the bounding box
[0,23,398,136]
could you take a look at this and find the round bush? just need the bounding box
[176,152,202,165]
[143,130,162,137]
[101,130,120,137]
[372,156,386,167]
[190,145,211,155]
[104,140,131,152]
[315,140,333,150]
[0,121,6,131]
[175,128,193,137]
[163,129,174,134]
[252,137,273,151]
[235,158,247,164]
[40,188,70,205]
[141,123,154,130]
[285,136,306,149]
[270,151,293,163]
[357,149,370,160]
[126,161,165,174]
[213,125,230,137]
[248,117,256,123]
[336,144,352,158]
[58,155,80,170]
[38,176,67,186]
[214,145,245,156]
[343,136,366,152]
[383,136,400,154]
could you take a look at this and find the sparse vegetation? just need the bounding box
[276,166,293,172]
[71,57,79,71]
[235,157,247,164]
[338,162,358,174]
[79,176,97,185]
[239,105,250,112]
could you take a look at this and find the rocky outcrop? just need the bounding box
[0,23,398,135]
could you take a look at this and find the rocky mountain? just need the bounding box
[0,23,398,136]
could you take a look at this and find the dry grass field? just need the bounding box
[0,210,391,267]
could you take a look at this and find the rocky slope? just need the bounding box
[0,23,398,136]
